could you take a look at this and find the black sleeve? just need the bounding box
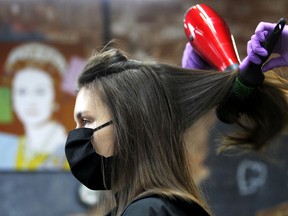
[121,196,186,216]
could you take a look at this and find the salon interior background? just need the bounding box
[1,0,288,64]
[0,0,288,216]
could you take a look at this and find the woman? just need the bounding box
[65,22,288,215]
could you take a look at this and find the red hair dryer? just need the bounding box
[184,4,240,71]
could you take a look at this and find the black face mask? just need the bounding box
[65,121,113,190]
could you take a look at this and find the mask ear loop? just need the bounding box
[93,120,113,132]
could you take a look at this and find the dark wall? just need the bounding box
[204,121,288,216]
[0,172,87,216]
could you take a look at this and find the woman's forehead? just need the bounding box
[74,87,106,119]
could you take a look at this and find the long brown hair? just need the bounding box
[77,47,288,215]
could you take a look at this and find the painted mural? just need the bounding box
[0,42,86,171]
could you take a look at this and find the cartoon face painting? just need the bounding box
[12,67,55,127]
[0,42,78,171]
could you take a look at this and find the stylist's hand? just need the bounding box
[182,42,213,69]
[240,22,288,72]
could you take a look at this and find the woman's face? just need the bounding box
[12,67,55,127]
[74,87,114,157]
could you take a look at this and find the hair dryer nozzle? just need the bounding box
[183,4,240,71]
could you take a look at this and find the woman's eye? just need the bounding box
[82,119,90,125]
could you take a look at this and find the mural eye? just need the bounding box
[35,88,45,96]
[17,88,27,96]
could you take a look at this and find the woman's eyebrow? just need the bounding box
[74,110,93,120]
[74,111,85,122]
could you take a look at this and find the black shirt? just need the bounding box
[106,194,210,216]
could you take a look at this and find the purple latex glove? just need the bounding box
[182,42,213,70]
[240,22,288,72]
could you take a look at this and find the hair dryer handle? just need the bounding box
[238,18,287,87]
